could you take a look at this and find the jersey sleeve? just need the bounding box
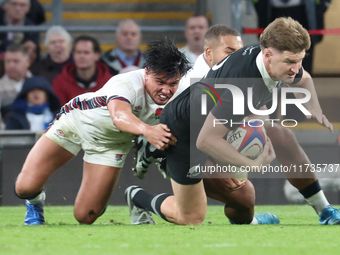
[101,78,136,106]
[210,87,246,130]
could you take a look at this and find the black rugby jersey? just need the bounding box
[163,44,303,135]
[192,44,303,129]
[161,44,303,166]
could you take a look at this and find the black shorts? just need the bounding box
[160,106,207,185]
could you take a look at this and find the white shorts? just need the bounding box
[45,114,133,168]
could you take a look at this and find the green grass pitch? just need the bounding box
[0,205,339,255]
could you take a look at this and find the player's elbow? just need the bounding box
[196,136,208,152]
[112,118,121,129]
[112,114,125,131]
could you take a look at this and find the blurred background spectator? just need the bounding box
[0,0,39,53]
[22,38,39,66]
[101,19,143,75]
[5,76,60,131]
[0,43,31,124]
[0,0,45,25]
[26,0,45,25]
[30,26,73,85]
[0,58,4,77]
[179,15,209,66]
[52,35,112,105]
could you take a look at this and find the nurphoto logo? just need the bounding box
[199,83,312,128]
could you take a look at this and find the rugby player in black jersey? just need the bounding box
[127,18,339,225]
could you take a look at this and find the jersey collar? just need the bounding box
[256,51,281,92]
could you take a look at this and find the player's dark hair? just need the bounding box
[260,17,310,53]
[143,38,190,79]
[205,24,240,41]
[73,35,101,54]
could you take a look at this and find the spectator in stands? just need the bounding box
[30,26,73,84]
[5,76,60,131]
[23,39,39,66]
[52,35,112,105]
[179,15,209,66]
[0,0,45,25]
[101,19,144,75]
[26,0,45,25]
[0,0,39,53]
[0,43,31,123]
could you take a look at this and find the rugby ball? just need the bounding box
[226,121,267,160]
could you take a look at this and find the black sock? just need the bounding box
[132,189,171,222]
[15,190,42,200]
[299,180,321,199]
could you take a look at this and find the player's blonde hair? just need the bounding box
[260,17,310,53]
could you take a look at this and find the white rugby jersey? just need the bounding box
[171,53,210,101]
[54,69,165,149]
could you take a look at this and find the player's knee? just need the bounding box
[74,215,97,225]
[14,179,37,199]
[74,208,99,225]
[279,126,296,146]
[238,198,255,212]
[225,204,254,224]
[14,181,26,198]
[225,199,254,218]
[178,211,206,225]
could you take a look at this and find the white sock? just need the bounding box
[250,217,258,224]
[27,191,46,205]
[131,187,142,199]
[305,190,330,215]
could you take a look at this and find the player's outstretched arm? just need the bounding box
[108,100,175,150]
[294,69,333,133]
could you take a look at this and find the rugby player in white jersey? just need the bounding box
[14,38,190,225]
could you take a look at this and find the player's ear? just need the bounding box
[263,48,272,63]
[205,47,212,61]
[144,67,149,81]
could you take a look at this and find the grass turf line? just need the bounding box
[0,205,339,255]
